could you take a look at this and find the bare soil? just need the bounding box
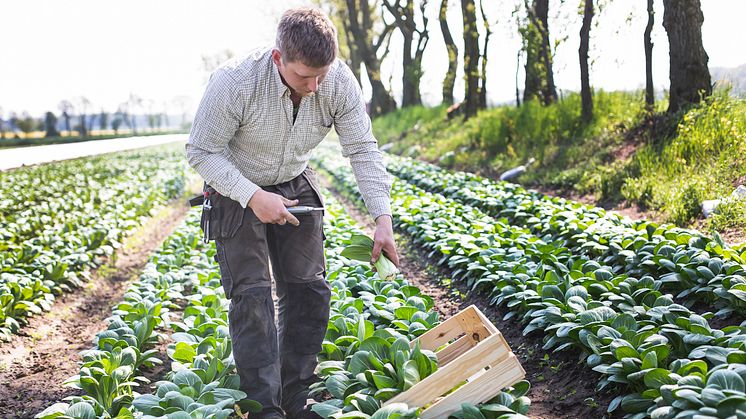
[0,200,191,419]
[325,182,619,419]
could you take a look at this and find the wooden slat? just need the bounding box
[413,309,468,352]
[456,306,494,343]
[473,305,499,334]
[384,332,510,408]
[456,306,483,334]
[415,305,494,352]
[419,354,526,419]
[435,334,474,366]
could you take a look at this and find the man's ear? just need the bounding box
[271,49,282,66]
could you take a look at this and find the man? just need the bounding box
[185,7,398,419]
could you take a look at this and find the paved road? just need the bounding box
[0,134,188,171]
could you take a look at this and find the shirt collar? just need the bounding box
[270,54,290,98]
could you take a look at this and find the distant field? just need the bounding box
[0,129,188,149]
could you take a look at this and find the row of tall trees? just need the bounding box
[321,0,713,121]
[0,95,193,139]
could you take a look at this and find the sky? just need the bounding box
[1,0,744,118]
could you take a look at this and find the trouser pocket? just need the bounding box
[301,167,324,207]
[201,183,245,241]
[214,240,234,298]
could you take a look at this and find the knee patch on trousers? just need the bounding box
[229,288,278,368]
[282,279,331,354]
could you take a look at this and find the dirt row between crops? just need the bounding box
[323,179,620,419]
[0,199,192,419]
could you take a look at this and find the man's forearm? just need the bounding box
[347,152,392,220]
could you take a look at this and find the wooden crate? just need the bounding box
[384,305,525,419]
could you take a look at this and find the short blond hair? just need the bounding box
[276,8,338,68]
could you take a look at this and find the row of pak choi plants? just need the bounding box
[0,146,189,340]
[385,154,746,318]
[314,144,746,418]
[128,208,259,419]
[37,210,250,419]
[311,190,531,419]
[37,191,531,419]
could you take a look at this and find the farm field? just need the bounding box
[1,139,745,419]
[3,0,744,417]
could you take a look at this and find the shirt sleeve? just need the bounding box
[185,68,260,208]
[332,63,392,220]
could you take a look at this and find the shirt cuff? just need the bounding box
[233,177,261,208]
[365,196,392,221]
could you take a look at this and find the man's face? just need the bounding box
[272,49,330,97]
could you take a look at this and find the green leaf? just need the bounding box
[371,372,398,390]
[642,351,658,370]
[510,380,531,398]
[359,337,391,362]
[612,313,638,332]
[615,345,639,361]
[172,369,202,389]
[65,402,96,419]
[402,359,420,391]
[373,387,400,401]
[235,399,263,414]
[349,351,375,376]
[350,234,375,248]
[460,403,487,419]
[707,370,746,392]
[132,394,161,414]
[540,285,564,301]
[341,245,373,262]
[312,401,343,418]
[394,306,418,321]
[34,402,70,419]
[325,374,350,399]
[644,368,675,390]
[172,342,196,363]
[578,307,617,325]
[620,393,652,413]
[370,403,415,419]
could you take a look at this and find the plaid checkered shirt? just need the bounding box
[186,47,392,219]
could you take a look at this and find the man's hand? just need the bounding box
[248,190,300,226]
[371,214,399,267]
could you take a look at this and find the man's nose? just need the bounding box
[308,77,319,92]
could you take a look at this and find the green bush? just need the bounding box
[373,91,746,232]
[709,198,746,231]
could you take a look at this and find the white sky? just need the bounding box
[1,0,744,117]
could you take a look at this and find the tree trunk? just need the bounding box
[515,49,522,107]
[523,0,557,105]
[63,112,71,135]
[383,0,429,108]
[79,114,88,137]
[579,0,593,122]
[342,18,363,83]
[345,0,398,116]
[644,0,654,109]
[461,0,480,119]
[478,0,492,109]
[662,0,711,113]
[401,30,417,106]
[439,0,458,106]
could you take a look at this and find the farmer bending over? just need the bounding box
[185,7,398,419]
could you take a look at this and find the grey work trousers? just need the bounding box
[211,167,330,419]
